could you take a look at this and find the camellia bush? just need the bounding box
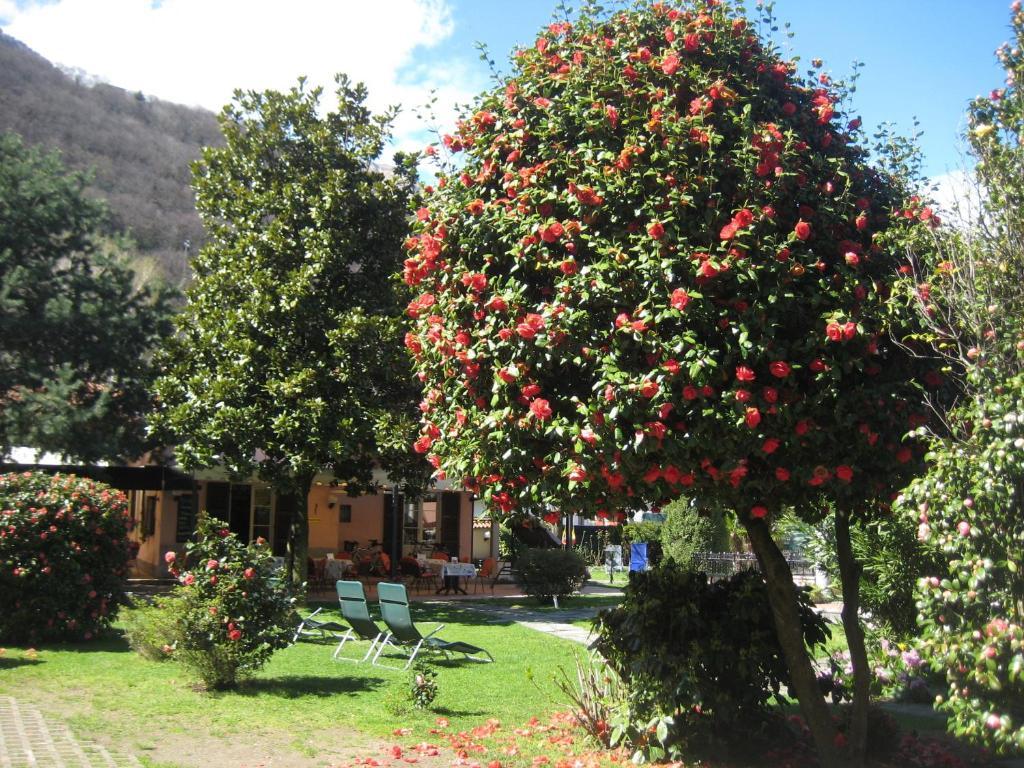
[898,4,1024,752]
[404,1,940,763]
[164,514,297,690]
[0,472,133,643]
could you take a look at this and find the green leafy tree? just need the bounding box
[899,2,1024,753]
[404,3,939,764]
[152,77,425,583]
[0,132,173,461]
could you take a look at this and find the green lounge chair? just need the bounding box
[332,580,386,662]
[292,607,348,643]
[372,582,494,670]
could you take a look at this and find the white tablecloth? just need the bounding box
[325,558,352,581]
[441,562,477,578]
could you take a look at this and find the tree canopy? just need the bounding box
[0,131,173,462]
[405,3,937,526]
[152,77,427,576]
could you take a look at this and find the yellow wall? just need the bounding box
[131,483,474,576]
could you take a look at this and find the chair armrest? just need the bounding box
[424,623,445,640]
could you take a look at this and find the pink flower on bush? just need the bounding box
[670,288,690,311]
[530,399,553,421]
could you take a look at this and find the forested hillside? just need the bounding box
[0,31,222,283]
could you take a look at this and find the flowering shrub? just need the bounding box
[164,514,297,689]
[0,472,132,643]
[593,564,828,761]
[895,1,1024,755]
[411,661,439,709]
[820,638,934,706]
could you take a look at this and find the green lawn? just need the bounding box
[0,600,586,766]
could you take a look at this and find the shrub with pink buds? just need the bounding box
[161,514,297,689]
[0,472,131,643]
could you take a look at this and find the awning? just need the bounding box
[0,463,195,492]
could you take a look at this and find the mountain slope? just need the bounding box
[0,31,223,283]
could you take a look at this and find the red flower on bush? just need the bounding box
[530,399,553,421]
[670,288,690,311]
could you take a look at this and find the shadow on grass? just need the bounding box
[0,657,42,670]
[237,675,386,698]
[303,601,519,629]
[6,634,133,655]
[432,705,487,718]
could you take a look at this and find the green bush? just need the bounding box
[593,563,829,762]
[164,514,298,689]
[660,499,728,568]
[515,548,588,603]
[122,595,183,661]
[0,472,133,643]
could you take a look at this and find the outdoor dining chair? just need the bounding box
[472,557,497,594]
[332,580,386,663]
[372,582,494,670]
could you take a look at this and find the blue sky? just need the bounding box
[0,0,1013,180]
[429,0,1011,178]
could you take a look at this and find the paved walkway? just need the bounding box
[0,697,141,768]
[456,582,621,645]
[464,602,601,645]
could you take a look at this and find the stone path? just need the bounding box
[452,579,626,645]
[0,697,141,768]
[459,602,603,646]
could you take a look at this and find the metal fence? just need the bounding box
[691,551,815,582]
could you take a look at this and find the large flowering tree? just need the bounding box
[405,2,937,764]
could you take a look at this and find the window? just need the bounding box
[142,496,157,539]
[338,504,352,524]
[251,486,273,545]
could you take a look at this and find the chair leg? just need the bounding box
[403,639,425,671]
[371,634,392,666]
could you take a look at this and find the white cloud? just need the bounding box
[3,0,481,152]
[0,0,17,25]
[929,169,984,228]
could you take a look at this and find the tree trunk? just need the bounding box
[835,509,870,766]
[744,518,844,768]
[286,473,314,586]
